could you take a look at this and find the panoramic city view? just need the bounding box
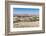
[13,8,39,28]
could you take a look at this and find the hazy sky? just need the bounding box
[13,8,39,15]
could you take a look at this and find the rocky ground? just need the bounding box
[13,21,39,28]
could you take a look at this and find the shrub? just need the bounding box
[32,16,39,21]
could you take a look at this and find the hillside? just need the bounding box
[13,14,39,28]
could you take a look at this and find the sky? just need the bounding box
[13,8,39,16]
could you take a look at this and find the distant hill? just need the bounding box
[13,14,39,17]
